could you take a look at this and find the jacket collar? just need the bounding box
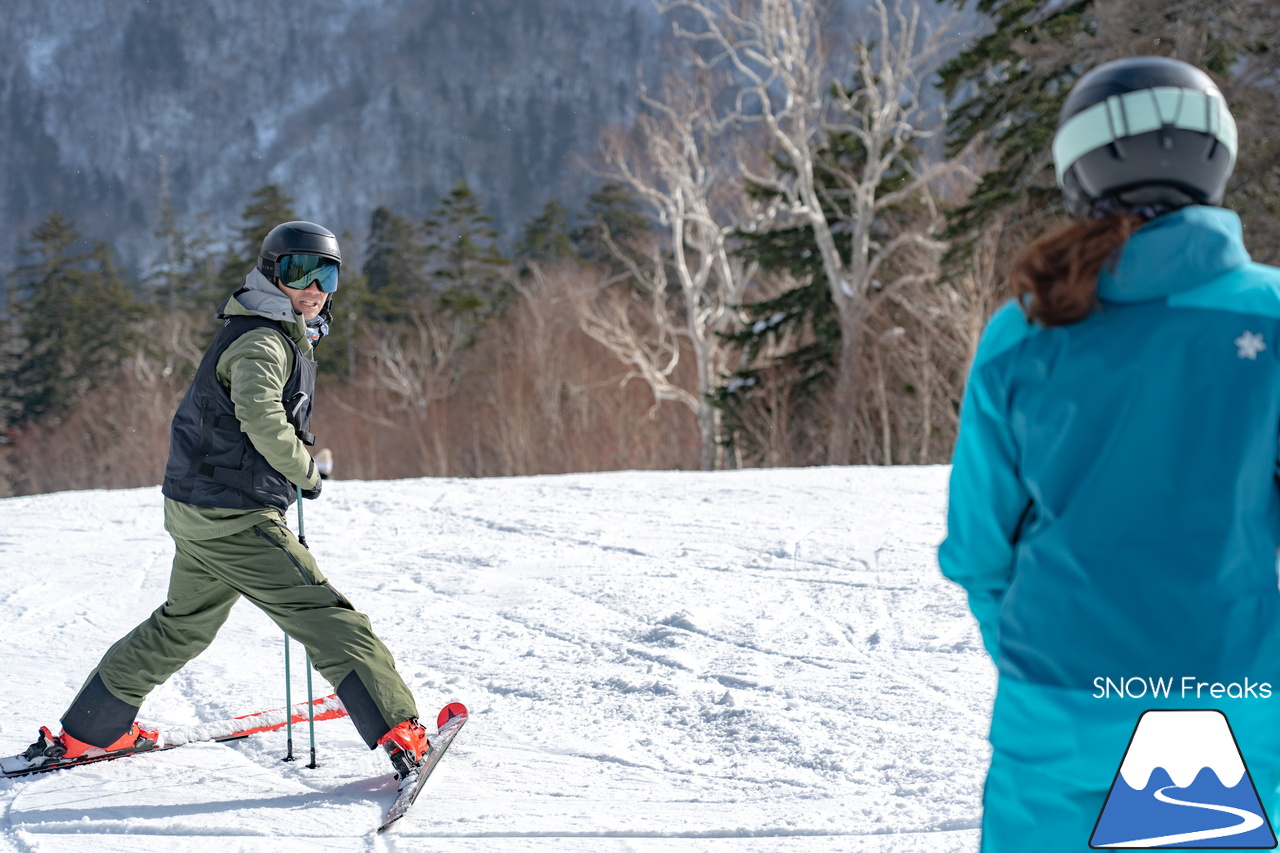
[1097,206,1252,304]
[216,269,313,355]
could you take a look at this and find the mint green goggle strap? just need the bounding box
[1053,87,1238,186]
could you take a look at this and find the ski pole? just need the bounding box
[306,653,318,768]
[295,485,317,767]
[283,632,296,762]
[284,491,304,762]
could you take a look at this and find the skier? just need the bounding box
[18,221,433,780]
[940,57,1280,850]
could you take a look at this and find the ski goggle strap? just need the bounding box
[1053,86,1237,187]
[278,253,340,293]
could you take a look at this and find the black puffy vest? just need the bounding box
[162,315,316,513]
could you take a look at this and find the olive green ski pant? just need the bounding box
[64,519,418,748]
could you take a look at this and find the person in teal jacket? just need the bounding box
[940,57,1280,851]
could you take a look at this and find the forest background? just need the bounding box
[2,0,1278,497]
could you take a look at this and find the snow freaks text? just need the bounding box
[1092,677,1273,700]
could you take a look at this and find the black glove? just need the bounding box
[301,478,322,500]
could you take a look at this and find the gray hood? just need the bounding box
[216,268,297,324]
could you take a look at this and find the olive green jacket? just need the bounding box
[164,270,321,540]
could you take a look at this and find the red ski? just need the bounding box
[163,692,348,745]
[378,702,468,832]
[0,693,349,778]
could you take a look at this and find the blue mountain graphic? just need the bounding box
[1092,766,1276,848]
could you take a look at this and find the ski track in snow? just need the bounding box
[0,467,993,852]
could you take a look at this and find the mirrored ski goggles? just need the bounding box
[278,253,340,293]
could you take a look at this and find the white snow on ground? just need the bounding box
[0,466,994,852]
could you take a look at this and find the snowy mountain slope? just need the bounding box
[0,0,984,278]
[0,0,666,274]
[0,466,992,851]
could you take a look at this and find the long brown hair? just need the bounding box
[1009,214,1145,326]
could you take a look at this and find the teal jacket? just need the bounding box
[940,206,1280,690]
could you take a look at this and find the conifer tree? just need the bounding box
[359,185,512,424]
[715,126,917,465]
[315,237,370,382]
[421,181,511,339]
[516,200,575,266]
[0,313,22,435]
[4,213,148,426]
[150,194,220,311]
[571,182,651,272]
[654,0,962,465]
[935,1,1088,257]
[939,0,1280,265]
[359,185,509,432]
[214,183,299,299]
[363,205,426,321]
[235,184,299,264]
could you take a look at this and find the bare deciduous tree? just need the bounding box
[868,212,1010,464]
[569,240,702,411]
[659,0,970,464]
[360,310,470,475]
[583,69,761,469]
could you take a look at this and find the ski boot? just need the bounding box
[377,719,431,779]
[24,722,159,765]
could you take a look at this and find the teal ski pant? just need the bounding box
[980,676,1280,852]
[62,519,418,749]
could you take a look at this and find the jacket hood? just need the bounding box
[217,268,297,323]
[216,269,313,354]
[1097,206,1252,304]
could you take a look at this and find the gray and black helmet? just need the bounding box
[1053,56,1237,219]
[257,220,342,281]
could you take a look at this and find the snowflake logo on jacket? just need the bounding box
[1235,331,1267,360]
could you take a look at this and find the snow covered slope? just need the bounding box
[0,466,992,851]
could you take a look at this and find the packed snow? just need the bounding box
[0,466,994,852]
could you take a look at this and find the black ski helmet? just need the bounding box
[257,220,342,281]
[1053,56,1237,219]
